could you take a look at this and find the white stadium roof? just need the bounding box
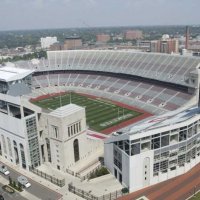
[0,67,34,82]
[128,107,200,135]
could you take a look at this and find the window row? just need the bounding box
[68,121,81,137]
[115,132,200,156]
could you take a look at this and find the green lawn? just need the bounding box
[189,192,200,200]
[32,92,142,132]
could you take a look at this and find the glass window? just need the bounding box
[161,135,169,147]
[131,143,140,156]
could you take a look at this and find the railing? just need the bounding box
[30,167,65,187]
[186,183,200,200]
[66,168,75,176]
[76,164,102,181]
[68,183,125,200]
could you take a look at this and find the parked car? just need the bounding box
[17,176,31,188]
[0,164,10,175]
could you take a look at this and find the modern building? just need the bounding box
[104,103,200,192]
[104,67,200,192]
[40,37,58,49]
[0,67,40,170]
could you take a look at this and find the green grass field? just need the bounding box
[189,192,200,200]
[32,92,142,132]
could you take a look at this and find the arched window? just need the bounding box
[73,139,80,162]
[1,135,7,154]
[19,143,24,150]
[7,137,12,157]
[20,143,26,169]
[13,140,19,164]
[13,140,17,146]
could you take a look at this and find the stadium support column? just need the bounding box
[187,69,200,107]
[196,69,200,107]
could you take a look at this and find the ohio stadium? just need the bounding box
[1,50,200,192]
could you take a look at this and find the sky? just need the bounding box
[0,0,199,31]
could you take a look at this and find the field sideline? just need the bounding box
[31,92,150,133]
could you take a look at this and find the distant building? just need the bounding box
[150,38,179,54]
[181,49,193,57]
[125,30,143,40]
[50,42,63,51]
[40,37,58,49]
[96,34,111,43]
[63,37,82,50]
[137,41,151,52]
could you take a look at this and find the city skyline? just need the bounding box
[0,0,199,31]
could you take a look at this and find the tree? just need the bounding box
[17,182,22,191]
[13,181,16,188]
[121,188,129,194]
[8,176,12,185]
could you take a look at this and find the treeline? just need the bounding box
[0,50,47,64]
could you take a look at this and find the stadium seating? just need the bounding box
[14,50,200,87]
[31,72,194,115]
[12,50,200,115]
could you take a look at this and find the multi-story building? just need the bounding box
[40,37,58,49]
[63,37,82,50]
[104,68,200,192]
[0,67,40,169]
[96,34,111,43]
[125,30,143,40]
[105,105,200,192]
[150,38,179,54]
[0,66,102,173]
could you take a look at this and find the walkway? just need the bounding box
[118,163,200,200]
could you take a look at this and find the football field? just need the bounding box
[32,92,143,132]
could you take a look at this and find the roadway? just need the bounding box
[0,163,62,200]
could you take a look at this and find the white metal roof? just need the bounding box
[0,66,34,82]
[49,104,84,118]
[128,107,200,135]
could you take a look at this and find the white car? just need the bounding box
[17,176,31,188]
[0,164,10,176]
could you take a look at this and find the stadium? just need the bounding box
[1,50,200,192]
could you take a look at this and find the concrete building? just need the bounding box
[105,105,200,192]
[104,67,200,192]
[38,104,100,172]
[0,66,102,174]
[125,30,143,40]
[40,37,58,49]
[1,50,200,195]
[0,67,40,170]
[96,34,111,43]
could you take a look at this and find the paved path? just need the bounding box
[0,158,63,200]
[0,175,28,200]
[118,163,200,200]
